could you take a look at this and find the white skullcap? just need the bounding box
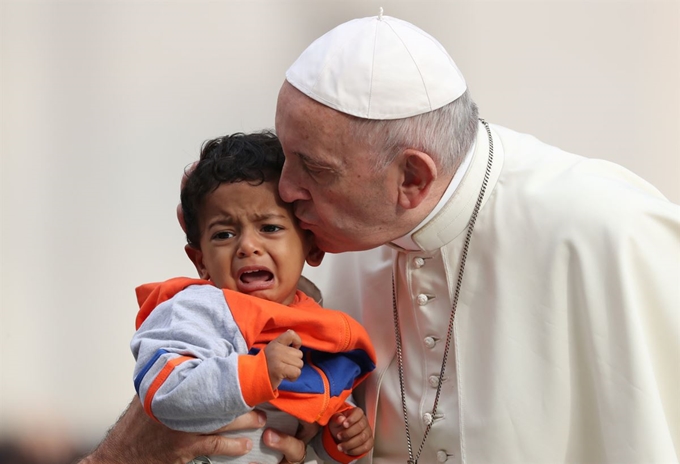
[285,13,467,120]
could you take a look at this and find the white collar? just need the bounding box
[391,139,476,251]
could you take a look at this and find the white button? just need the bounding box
[423,412,433,425]
[414,257,426,268]
[424,336,436,349]
[416,294,429,306]
[428,375,440,388]
[437,450,448,462]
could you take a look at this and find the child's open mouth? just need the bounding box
[237,268,275,293]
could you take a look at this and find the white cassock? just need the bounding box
[303,121,679,464]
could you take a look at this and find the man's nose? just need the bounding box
[279,162,311,203]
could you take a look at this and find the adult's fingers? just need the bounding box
[177,203,187,232]
[188,411,265,459]
[177,161,198,233]
[188,434,253,458]
[180,161,198,190]
[214,410,266,433]
[262,428,307,464]
[79,398,257,464]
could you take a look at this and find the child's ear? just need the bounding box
[184,244,210,280]
[305,243,325,267]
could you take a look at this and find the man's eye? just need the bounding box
[301,160,326,176]
[213,231,234,240]
[304,164,324,176]
[262,224,282,233]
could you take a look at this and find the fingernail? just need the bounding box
[257,412,266,426]
[337,444,344,452]
[269,431,280,444]
[245,439,253,451]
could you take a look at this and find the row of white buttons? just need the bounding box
[414,255,451,463]
[420,248,439,381]
[414,258,433,307]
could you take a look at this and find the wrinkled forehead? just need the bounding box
[277,82,329,126]
[276,82,353,145]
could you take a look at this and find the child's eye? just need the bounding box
[213,231,235,240]
[261,224,282,233]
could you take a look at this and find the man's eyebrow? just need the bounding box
[297,152,337,171]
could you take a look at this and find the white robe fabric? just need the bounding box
[303,122,679,463]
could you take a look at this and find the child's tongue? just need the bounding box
[241,270,272,283]
[238,270,274,292]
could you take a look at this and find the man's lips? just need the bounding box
[294,210,315,230]
[294,204,314,225]
[236,266,275,293]
[297,219,313,230]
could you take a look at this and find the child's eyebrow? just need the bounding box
[206,217,235,230]
[251,212,287,222]
[205,212,288,230]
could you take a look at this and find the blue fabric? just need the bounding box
[134,348,168,394]
[280,359,325,394]
[248,347,375,396]
[312,349,376,396]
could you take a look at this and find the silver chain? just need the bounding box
[392,119,494,464]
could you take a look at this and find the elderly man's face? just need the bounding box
[275,82,404,253]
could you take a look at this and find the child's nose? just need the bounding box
[237,231,262,257]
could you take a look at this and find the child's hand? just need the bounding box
[328,407,374,456]
[264,330,303,390]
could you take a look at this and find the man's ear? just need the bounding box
[305,242,325,267]
[397,149,438,210]
[184,244,210,280]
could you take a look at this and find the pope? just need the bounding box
[81,12,679,464]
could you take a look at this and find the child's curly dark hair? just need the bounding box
[180,130,285,248]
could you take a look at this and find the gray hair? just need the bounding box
[347,90,479,174]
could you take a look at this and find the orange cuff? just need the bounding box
[238,351,277,407]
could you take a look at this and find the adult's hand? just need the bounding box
[263,427,311,464]
[177,161,198,233]
[79,398,264,464]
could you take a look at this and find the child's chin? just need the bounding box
[247,289,283,303]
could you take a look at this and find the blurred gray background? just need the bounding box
[1,0,679,460]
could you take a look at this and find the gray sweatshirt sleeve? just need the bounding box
[130,284,254,433]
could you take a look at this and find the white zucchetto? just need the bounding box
[285,14,467,120]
